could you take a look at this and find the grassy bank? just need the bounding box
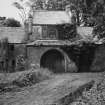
[0,68,53,92]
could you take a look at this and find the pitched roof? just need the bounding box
[33,11,72,25]
[0,27,25,43]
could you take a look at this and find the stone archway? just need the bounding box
[40,49,65,73]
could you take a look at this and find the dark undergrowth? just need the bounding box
[53,74,105,105]
[0,68,53,93]
[70,77,105,105]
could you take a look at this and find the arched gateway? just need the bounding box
[40,49,65,73]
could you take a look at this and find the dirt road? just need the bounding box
[0,73,103,105]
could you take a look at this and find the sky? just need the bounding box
[0,0,21,22]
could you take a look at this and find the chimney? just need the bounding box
[24,14,33,41]
[65,4,77,25]
[65,5,72,16]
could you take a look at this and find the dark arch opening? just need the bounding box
[40,49,65,73]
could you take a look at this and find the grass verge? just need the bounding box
[0,68,53,92]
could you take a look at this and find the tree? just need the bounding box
[13,0,105,27]
[0,17,6,26]
[26,0,91,25]
[0,38,9,72]
[13,1,29,24]
[4,18,21,27]
[16,0,86,25]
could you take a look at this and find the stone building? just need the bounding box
[26,10,97,73]
[0,10,105,73]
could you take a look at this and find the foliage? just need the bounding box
[0,17,21,27]
[28,0,87,25]
[71,76,105,105]
[13,1,28,23]
[13,0,103,26]
[14,0,105,25]
[14,0,105,38]
[57,24,77,40]
[0,38,9,72]
[0,68,53,92]
[15,55,27,71]
[14,0,86,25]
[13,68,53,87]
[0,17,6,26]
[14,0,104,26]
[89,1,105,40]
[4,18,21,27]
[93,22,105,39]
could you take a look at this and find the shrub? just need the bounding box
[13,68,53,87]
[0,68,53,93]
[4,18,21,27]
[71,75,105,105]
[15,55,27,71]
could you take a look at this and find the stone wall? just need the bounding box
[26,46,61,69]
[90,44,105,72]
[8,44,26,72]
[0,27,25,43]
[24,43,105,73]
[26,46,78,72]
